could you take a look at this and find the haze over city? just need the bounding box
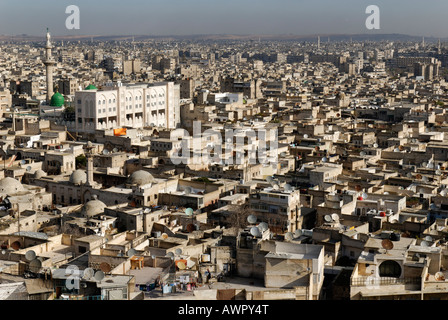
[1,0,448,37]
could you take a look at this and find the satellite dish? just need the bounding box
[25,250,36,261]
[303,134,309,139]
[258,222,268,232]
[184,187,192,195]
[161,233,169,240]
[360,151,366,157]
[185,208,194,216]
[422,176,429,183]
[99,262,112,273]
[29,259,42,273]
[112,148,118,153]
[26,166,32,172]
[166,252,175,258]
[435,272,445,281]
[247,214,257,224]
[250,226,261,237]
[127,248,137,257]
[331,214,339,222]
[175,248,182,255]
[273,184,280,190]
[285,232,294,241]
[94,270,105,281]
[266,176,274,184]
[284,184,292,192]
[373,143,378,148]
[186,224,196,233]
[322,157,328,162]
[424,236,433,242]
[294,229,303,237]
[144,208,151,214]
[406,173,413,178]
[324,215,333,223]
[102,149,110,155]
[421,241,429,247]
[20,160,26,165]
[177,261,186,270]
[381,239,394,251]
[83,268,95,280]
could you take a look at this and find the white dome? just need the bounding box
[81,198,107,218]
[0,177,25,195]
[69,170,87,185]
[33,169,47,179]
[128,170,155,186]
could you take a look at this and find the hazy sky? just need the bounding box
[0,0,447,37]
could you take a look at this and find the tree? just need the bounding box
[226,203,255,236]
[76,155,87,168]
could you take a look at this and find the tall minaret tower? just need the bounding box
[44,28,56,104]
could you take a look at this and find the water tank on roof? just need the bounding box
[390,232,401,241]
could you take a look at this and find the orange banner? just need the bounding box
[114,128,127,136]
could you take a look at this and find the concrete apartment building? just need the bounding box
[73,81,180,133]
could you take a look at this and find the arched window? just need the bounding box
[379,260,401,278]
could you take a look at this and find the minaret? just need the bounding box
[44,28,56,104]
[422,36,425,48]
[86,141,95,187]
[438,39,442,54]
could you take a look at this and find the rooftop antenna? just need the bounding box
[25,250,36,261]
[420,240,429,247]
[381,239,394,253]
[29,258,42,273]
[185,208,194,216]
[284,232,294,241]
[331,213,340,222]
[258,222,268,232]
[82,268,95,280]
[99,262,112,274]
[294,229,303,238]
[126,248,137,257]
[247,214,257,224]
[250,226,261,237]
[94,270,105,282]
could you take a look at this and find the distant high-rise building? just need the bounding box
[123,59,141,75]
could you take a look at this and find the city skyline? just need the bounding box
[0,0,448,38]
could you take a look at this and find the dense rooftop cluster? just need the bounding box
[0,35,448,300]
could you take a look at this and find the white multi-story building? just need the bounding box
[74,82,180,133]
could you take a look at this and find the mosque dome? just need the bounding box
[85,84,98,90]
[69,170,87,185]
[81,196,107,218]
[128,170,155,186]
[50,92,65,107]
[33,169,47,179]
[0,177,25,195]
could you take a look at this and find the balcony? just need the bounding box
[351,276,421,287]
